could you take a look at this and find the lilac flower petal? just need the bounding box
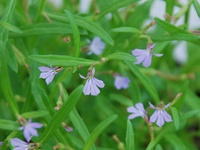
[14,147,28,150]
[127,103,146,120]
[148,44,156,50]
[114,76,130,90]
[79,74,87,79]
[83,79,91,95]
[38,66,52,72]
[135,103,145,113]
[92,68,95,75]
[11,138,27,147]
[164,103,171,109]
[156,112,164,127]
[0,142,2,146]
[127,106,139,113]
[128,113,142,120]
[45,73,56,85]
[132,49,146,56]
[29,122,43,128]
[153,53,163,57]
[39,71,52,79]
[163,111,172,122]
[93,77,105,88]
[92,36,105,50]
[134,54,147,64]
[89,36,105,55]
[150,110,158,123]
[90,82,100,96]
[149,102,156,109]
[24,128,32,142]
[28,127,38,137]
[142,52,152,67]
[65,126,73,132]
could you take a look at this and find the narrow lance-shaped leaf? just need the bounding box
[105,52,136,62]
[155,17,200,42]
[125,120,134,150]
[0,20,22,33]
[69,109,96,150]
[0,63,19,115]
[97,0,140,19]
[21,111,49,119]
[0,119,19,131]
[125,61,160,104]
[0,0,16,51]
[193,0,200,17]
[31,83,55,116]
[35,0,47,22]
[39,85,83,145]
[170,107,179,130]
[47,13,114,45]
[111,27,141,34]
[29,55,97,67]
[9,23,87,38]
[65,10,81,57]
[83,115,118,150]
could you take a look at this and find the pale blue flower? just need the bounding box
[38,66,63,85]
[87,36,105,55]
[114,75,130,90]
[11,138,29,150]
[79,68,105,96]
[19,119,43,142]
[0,141,2,146]
[127,103,147,120]
[132,44,163,67]
[149,102,172,127]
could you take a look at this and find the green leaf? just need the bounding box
[0,63,19,115]
[35,0,47,22]
[83,115,118,150]
[155,17,188,34]
[155,17,200,41]
[97,0,140,19]
[31,83,55,116]
[105,52,136,62]
[193,0,200,17]
[0,0,16,51]
[111,27,141,33]
[125,120,134,150]
[65,10,81,57]
[0,20,22,33]
[151,34,200,42]
[9,23,87,38]
[29,55,97,67]
[39,85,83,144]
[125,61,160,104]
[47,13,114,45]
[69,109,96,150]
[0,119,19,130]
[21,110,48,118]
[170,107,179,130]
[4,43,18,72]
[166,0,175,15]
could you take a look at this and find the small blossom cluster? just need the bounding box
[127,102,172,127]
[10,118,43,149]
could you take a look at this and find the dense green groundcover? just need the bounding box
[1,0,200,149]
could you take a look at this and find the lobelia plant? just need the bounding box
[0,0,200,150]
